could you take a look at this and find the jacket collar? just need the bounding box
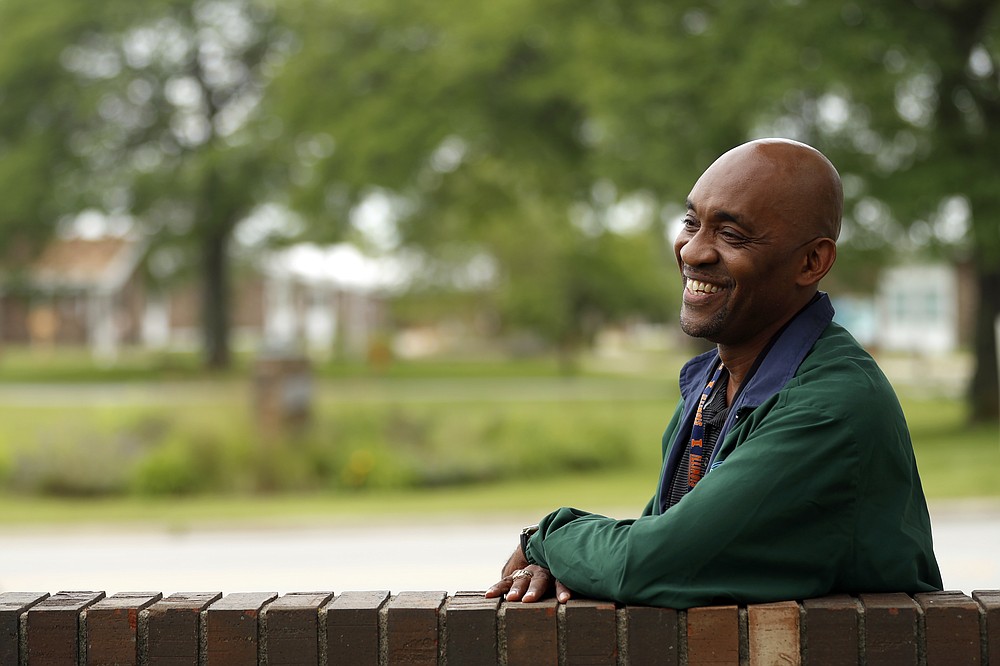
[657,293,834,514]
[678,292,834,412]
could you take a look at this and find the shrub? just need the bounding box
[7,425,145,495]
[0,383,665,497]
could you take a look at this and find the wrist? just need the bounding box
[519,524,539,561]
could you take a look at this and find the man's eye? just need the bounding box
[720,229,748,243]
[682,218,699,230]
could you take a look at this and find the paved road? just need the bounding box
[1,500,996,596]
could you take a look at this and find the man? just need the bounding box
[486,138,943,608]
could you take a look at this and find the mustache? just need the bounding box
[681,268,728,285]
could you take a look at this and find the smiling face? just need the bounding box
[673,139,841,357]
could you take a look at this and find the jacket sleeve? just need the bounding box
[523,388,939,608]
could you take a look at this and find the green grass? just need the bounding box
[0,346,995,526]
[0,347,220,382]
[0,468,656,529]
[0,345,584,383]
[0,371,676,498]
[901,395,1000,499]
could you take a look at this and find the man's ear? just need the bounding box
[797,238,837,287]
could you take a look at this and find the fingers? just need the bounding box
[484,575,512,599]
[485,568,537,601]
[502,567,536,602]
[554,579,572,603]
[487,545,532,599]
[506,565,553,603]
[485,566,532,599]
[484,565,572,604]
[516,567,546,602]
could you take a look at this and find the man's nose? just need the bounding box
[678,229,718,266]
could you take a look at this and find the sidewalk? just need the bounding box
[0,500,995,596]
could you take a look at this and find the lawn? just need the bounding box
[0,347,994,527]
[901,394,999,498]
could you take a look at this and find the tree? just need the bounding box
[472,0,1000,420]
[833,0,1000,423]
[0,2,106,260]
[697,0,1000,422]
[1,0,294,368]
[271,0,680,368]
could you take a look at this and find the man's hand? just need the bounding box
[484,546,573,603]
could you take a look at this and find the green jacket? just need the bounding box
[524,294,943,608]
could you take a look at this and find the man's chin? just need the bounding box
[679,311,726,342]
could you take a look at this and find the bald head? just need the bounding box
[675,138,842,354]
[703,138,843,242]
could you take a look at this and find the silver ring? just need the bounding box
[511,569,533,581]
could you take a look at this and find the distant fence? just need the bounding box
[2,589,998,665]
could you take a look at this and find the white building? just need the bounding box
[876,263,959,355]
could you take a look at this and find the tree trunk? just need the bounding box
[201,228,231,370]
[968,265,1000,423]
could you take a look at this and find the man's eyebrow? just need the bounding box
[715,209,742,224]
[686,199,744,225]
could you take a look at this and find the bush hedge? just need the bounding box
[0,391,668,497]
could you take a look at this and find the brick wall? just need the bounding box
[1,589,997,665]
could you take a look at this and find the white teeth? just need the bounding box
[686,279,721,294]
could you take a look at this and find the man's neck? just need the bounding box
[715,293,822,404]
[718,346,759,405]
[716,320,795,404]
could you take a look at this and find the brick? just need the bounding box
[748,601,800,665]
[263,591,334,665]
[503,598,558,666]
[387,591,446,666]
[444,591,500,666]
[916,591,981,665]
[204,591,277,665]
[859,593,918,666]
[973,590,1000,666]
[86,592,162,666]
[326,590,390,666]
[145,591,222,665]
[26,591,105,666]
[625,605,679,666]
[0,592,48,666]
[564,598,617,665]
[801,595,858,665]
[687,605,739,666]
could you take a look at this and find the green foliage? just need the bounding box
[0,0,297,368]
[902,395,1000,498]
[0,372,671,497]
[129,438,210,496]
[273,0,684,362]
[0,347,238,382]
[0,358,992,502]
[3,0,998,414]
[0,1,101,256]
[6,422,147,495]
[273,0,1000,416]
[129,428,255,496]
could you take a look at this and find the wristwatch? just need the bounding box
[520,524,539,555]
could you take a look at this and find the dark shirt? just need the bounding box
[664,371,730,510]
